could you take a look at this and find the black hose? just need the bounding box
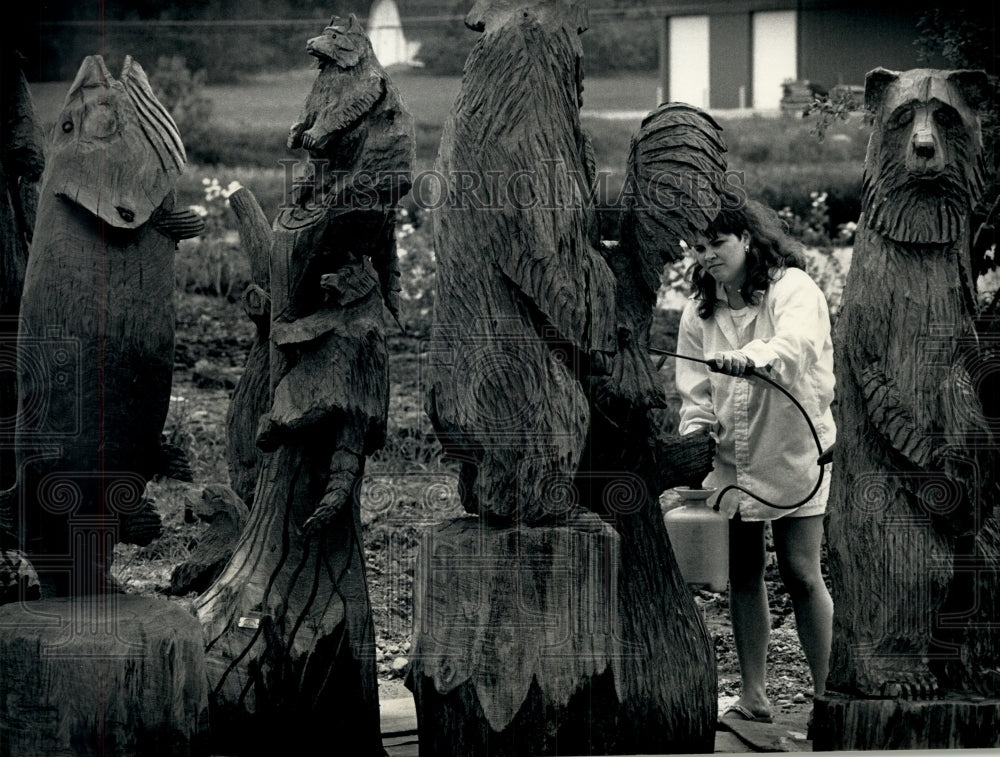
[650,347,831,512]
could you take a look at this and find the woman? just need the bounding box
[675,198,835,725]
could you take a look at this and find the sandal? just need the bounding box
[720,703,774,724]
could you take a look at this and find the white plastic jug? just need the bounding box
[663,487,729,593]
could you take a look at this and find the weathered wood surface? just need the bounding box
[197,199,390,757]
[425,0,617,526]
[562,99,728,753]
[0,55,203,595]
[812,693,1000,750]
[415,2,722,754]
[0,49,45,492]
[408,506,717,755]
[409,515,629,755]
[225,187,272,508]
[197,15,414,755]
[169,483,249,596]
[0,595,210,756]
[824,66,1000,747]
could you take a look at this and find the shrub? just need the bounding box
[737,162,863,233]
[395,211,437,337]
[176,178,250,300]
[149,56,214,147]
[716,114,869,165]
[580,20,657,74]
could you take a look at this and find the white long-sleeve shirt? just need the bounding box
[675,267,836,520]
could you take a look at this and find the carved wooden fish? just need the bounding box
[1,55,202,588]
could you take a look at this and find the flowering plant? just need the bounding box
[177,178,248,299]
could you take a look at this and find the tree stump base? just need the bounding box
[812,692,1000,751]
[0,595,210,756]
[407,513,714,755]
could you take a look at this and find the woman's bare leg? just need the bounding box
[772,514,833,696]
[728,514,772,717]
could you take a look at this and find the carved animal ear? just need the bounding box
[64,55,113,101]
[864,67,899,114]
[333,15,367,68]
[345,14,364,33]
[948,69,991,111]
[464,0,490,33]
[566,0,589,33]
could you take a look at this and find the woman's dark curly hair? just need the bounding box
[690,197,807,319]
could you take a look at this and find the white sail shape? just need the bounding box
[367,0,422,68]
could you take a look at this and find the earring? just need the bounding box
[744,245,749,253]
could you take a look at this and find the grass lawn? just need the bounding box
[30,69,660,132]
[28,68,866,230]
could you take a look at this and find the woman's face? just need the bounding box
[691,230,751,288]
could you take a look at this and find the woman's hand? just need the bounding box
[710,350,755,377]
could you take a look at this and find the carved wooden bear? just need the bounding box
[425,0,617,525]
[827,67,998,699]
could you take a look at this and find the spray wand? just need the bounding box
[650,347,834,512]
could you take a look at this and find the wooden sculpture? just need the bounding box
[411,2,719,753]
[0,55,203,596]
[818,67,1000,750]
[196,15,414,755]
[225,187,271,509]
[0,49,45,492]
[571,102,729,751]
[425,0,617,526]
[0,54,210,756]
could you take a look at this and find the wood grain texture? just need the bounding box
[408,510,717,755]
[426,3,616,526]
[169,484,249,596]
[826,66,1000,727]
[0,595,210,756]
[812,693,1000,750]
[416,4,721,753]
[0,49,45,492]
[197,196,390,752]
[408,515,628,754]
[197,16,413,754]
[3,54,202,595]
[198,195,389,757]
[225,187,273,508]
[567,102,723,756]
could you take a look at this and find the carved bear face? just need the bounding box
[464,0,588,34]
[862,67,989,244]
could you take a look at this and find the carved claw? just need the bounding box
[303,498,346,535]
[881,672,939,700]
[589,349,614,376]
[288,122,305,149]
[256,414,281,452]
[859,660,941,700]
